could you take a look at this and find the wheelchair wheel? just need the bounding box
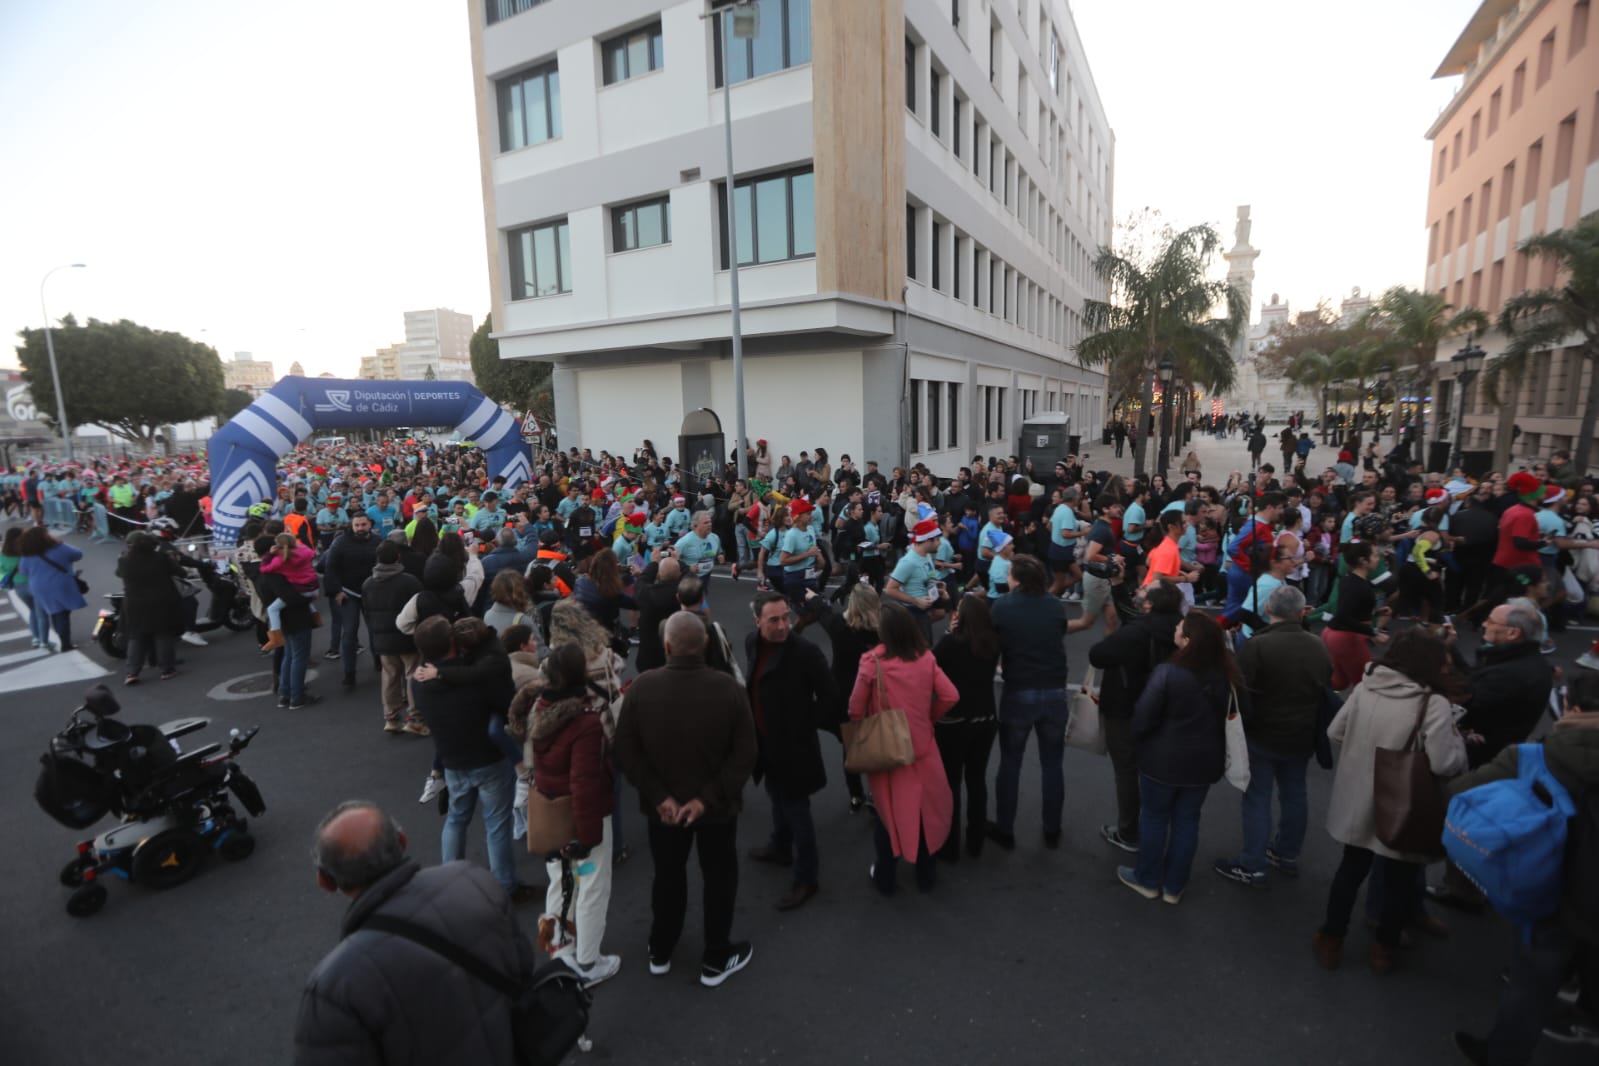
[59,857,92,888]
[131,829,206,890]
[66,883,107,918]
[217,833,255,862]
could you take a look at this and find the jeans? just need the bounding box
[277,628,311,703]
[1222,564,1254,621]
[1132,775,1210,896]
[1101,712,1141,841]
[336,595,364,679]
[441,759,518,893]
[934,718,997,857]
[1480,918,1597,1064]
[18,589,51,644]
[872,816,935,894]
[995,687,1069,836]
[764,777,819,886]
[125,632,176,677]
[1321,845,1421,948]
[646,816,738,966]
[49,609,74,650]
[1235,741,1309,872]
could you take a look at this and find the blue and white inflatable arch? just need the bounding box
[208,377,532,549]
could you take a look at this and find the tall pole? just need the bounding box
[41,263,85,464]
[720,5,748,481]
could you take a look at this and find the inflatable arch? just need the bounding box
[208,377,533,549]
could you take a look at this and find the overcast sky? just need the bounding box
[0,0,1480,379]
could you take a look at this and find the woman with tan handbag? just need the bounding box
[1313,629,1468,976]
[846,603,959,895]
[521,642,620,988]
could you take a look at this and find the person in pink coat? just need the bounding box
[848,602,959,895]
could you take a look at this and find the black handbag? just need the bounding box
[363,914,590,1066]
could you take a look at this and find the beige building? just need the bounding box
[1423,0,1599,471]
[221,351,275,395]
[468,0,1113,472]
[360,308,475,382]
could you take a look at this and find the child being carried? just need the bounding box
[260,533,321,650]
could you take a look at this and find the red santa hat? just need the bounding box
[1424,487,1449,504]
[913,518,942,542]
[788,498,814,519]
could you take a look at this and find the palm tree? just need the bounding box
[1366,286,1487,452]
[1285,348,1346,444]
[1078,223,1247,478]
[1483,212,1599,473]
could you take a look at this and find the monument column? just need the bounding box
[1222,206,1259,415]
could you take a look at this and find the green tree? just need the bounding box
[217,387,255,422]
[1484,212,1599,473]
[423,364,437,380]
[469,314,551,416]
[1364,285,1487,448]
[15,316,225,447]
[1078,223,1246,478]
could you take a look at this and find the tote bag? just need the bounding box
[1373,691,1446,857]
[1224,686,1251,791]
[1066,667,1106,754]
[842,656,915,773]
[525,789,576,859]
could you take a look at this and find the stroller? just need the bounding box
[35,685,266,918]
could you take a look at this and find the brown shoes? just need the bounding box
[1368,943,1397,976]
[1311,931,1342,971]
[775,883,818,911]
[261,629,286,651]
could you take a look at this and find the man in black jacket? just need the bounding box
[322,514,381,688]
[1087,580,1182,853]
[743,590,838,911]
[292,801,537,1066]
[1458,598,1555,768]
[633,557,682,673]
[362,541,424,735]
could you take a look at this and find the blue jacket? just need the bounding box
[20,541,87,615]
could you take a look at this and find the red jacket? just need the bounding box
[530,694,614,849]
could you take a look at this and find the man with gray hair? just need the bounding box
[292,800,537,1066]
[479,525,534,594]
[1214,583,1332,886]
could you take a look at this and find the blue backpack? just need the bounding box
[1443,744,1577,930]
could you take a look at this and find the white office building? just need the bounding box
[470,0,1113,474]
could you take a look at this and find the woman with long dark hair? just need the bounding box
[1117,613,1239,905]
[409,515,440,558]
[116,531,185,682]
[1322,542,1390,691]
[0,526,51,647]
[932,594,1001,861]
[16,526,86,650]
[572,547,634,632]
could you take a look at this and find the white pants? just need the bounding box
[544,815,613,967]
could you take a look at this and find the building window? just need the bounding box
[906,204,918,281]
[497,61,561,151]
[911,380,922,451]
[1553,113,1577,186]
[905,37,917,113]
[486,0,549,26]
[953,96,963,157]
[953,235,965,300]
[1574,1,1591,57]
[932,220,944,291]
[508,218,572,299]
[1469,110,1480,153]
[601,22,664,85]
[971,243,982,308]
[1525,139,1543,203]
[1452,130,1462,170]
[947,382,960,448]
[1511,61,1526,111]
[982,386,993,441]
[1488,88,1502,135]
[717,167,815,268]
[1536,30,1556,89]
[612,196,671,252]
[927,381,941,450]
[996,387,1006,439]
[713,0,811,88]
[989,19,1000,84]
[930,69,943,136]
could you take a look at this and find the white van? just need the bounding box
[311,436,348,448]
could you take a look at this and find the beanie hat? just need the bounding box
[1507,471,1543,502]
[913,517,942,542]
[987,529,1013,553]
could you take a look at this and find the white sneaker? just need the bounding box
[180,631,209,647]
[1578,651,1599,671]
[574,954,621,989]
[418,773,446,804]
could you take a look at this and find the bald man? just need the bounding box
[292,800,538,1066]
[634,555,683,673]
[614,613,758,988]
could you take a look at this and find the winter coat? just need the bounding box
[632,567,678,673]
[1088,610,1181,719]
[508,650,540,690]
[291,859,534,1066]
[321,529,380,598]
[116,543,185,637]
[361,562,422,656]
[20,541,86,615]
[1324,665,1468,861]
[1236,620,1333,758]
[815,601,879,727]
[1132,663,1231,787]
[744,631,838,797]
[398,553,472,634]
[932,632,999,723]
[847,648,958,857]
[1458,640,1555,768]
[479,544,534,590]
[529,690,615,849]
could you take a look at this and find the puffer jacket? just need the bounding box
[291,859,535,1066]
[361,562,422,656]
[529,690,615,849]
[1088,610,1181,719]
[1132,662,1231,787]
[1459,640,1554,768]
[1236,620,1333,758]
[412,553,471,627]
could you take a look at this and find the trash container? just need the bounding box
[1101,427,1112,445]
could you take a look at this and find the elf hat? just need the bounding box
[1506,471,1543,502]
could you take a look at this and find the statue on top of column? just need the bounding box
[1233,205,1252,250]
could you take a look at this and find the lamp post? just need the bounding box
[41,263,86,463]
[1447,333,1486,475]
[712,0,758,480]
[1156,353,1175,480]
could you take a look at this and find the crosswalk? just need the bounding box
[0,590,109,693]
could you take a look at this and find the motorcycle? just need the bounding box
[95,542,255,659]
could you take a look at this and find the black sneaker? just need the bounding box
[289,694,321,709]
[1265,847,1299,877]
[276,697,290,708]
[1543,1019,1599,1047]
[1099,825,1138,853]
[984,822,1016,851]
[340,673,356,688]
[1212,859,1268,887]
[1042,830,1061,849]
[700,942,753,988]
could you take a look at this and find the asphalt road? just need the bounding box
[1,524,1593,1066]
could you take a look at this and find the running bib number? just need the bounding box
[696,559,713,576]
[579,527,592,538]
[804,566,818,581]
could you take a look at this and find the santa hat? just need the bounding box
[624,512,646,528]
[591,488,606,501]
[913,517,942,542]
[789,498,814,519]
[916,502,937,523]
[1424,488,1449,505]
[1543,486,1566,505]
[1506,471,1543,503]
[672,494,686,504]
[987,529,1013,553]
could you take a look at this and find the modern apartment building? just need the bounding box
[1423,0,1598,470]
[360,308,476,382]
[469,0,1112,474]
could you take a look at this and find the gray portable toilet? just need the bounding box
[1018,411,1073,477]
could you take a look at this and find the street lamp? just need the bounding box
[1448,333,1486,474]
[41,263,86,464]
[711,0,758,480]
[1157,353,1175,479]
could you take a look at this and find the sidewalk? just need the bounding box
[1076,422,1312,485]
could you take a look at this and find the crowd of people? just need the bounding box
[6,424,1599,1065]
